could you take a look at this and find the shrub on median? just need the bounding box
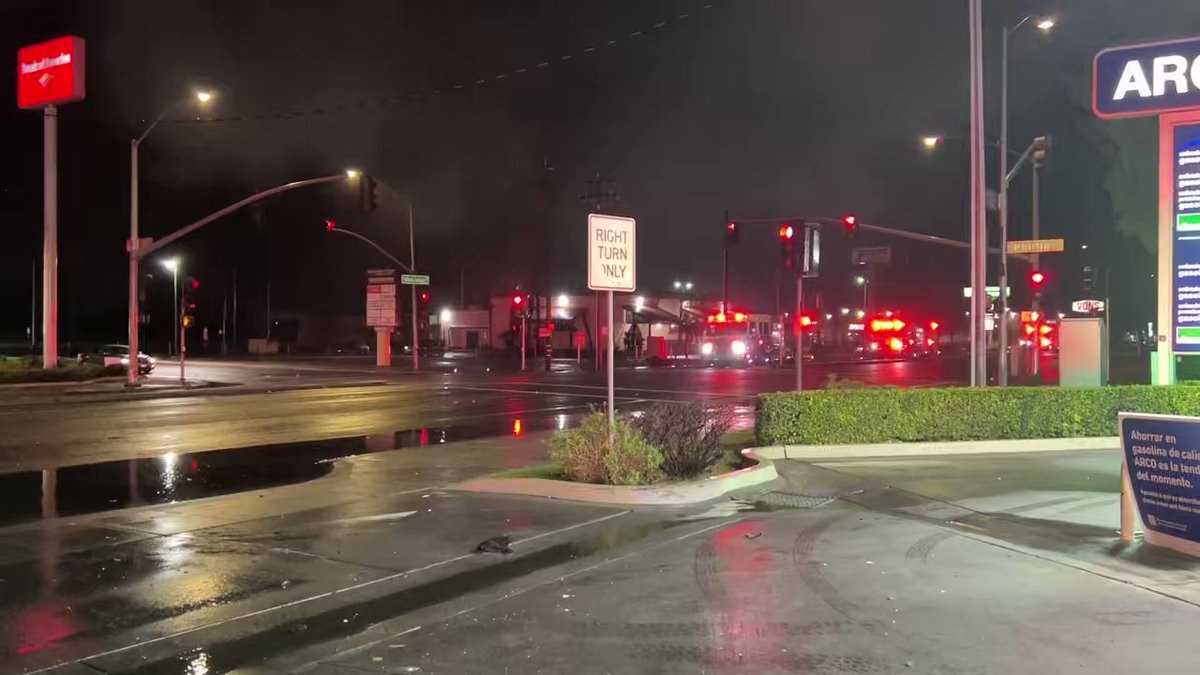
[631,402,733,479]
[755,385,1200,445]
[550,411,663,485]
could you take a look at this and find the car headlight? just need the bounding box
[731,340,747,356]
[120,357,130,364]
[701,342,714,356]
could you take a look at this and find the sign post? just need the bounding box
[588,214,636,435]
[1093,35,1200,385]
[18,36,86,369]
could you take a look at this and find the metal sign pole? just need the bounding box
[42,105,58,369]
[607,290,615,434]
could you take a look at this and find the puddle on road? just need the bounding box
[0,413,587,527]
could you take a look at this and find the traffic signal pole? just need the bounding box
[795,273,804,391]
[409,203,419,372]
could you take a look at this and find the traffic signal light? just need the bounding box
[512,294,524,307]
[420,292,429,302]
[360,175,379,213]
[842,214,859,238]
[779,224,798,269]
[1030,270,1047,290]
[190,278,200,290]
[1081,265,1096,294]
[325,218,336,231]
[726,221,740,245]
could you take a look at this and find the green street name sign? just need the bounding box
[401,274,430,285]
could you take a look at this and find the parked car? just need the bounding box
[78,344,155,374]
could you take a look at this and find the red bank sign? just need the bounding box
[17,36,86,109]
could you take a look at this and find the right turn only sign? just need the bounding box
[587,213,636,292]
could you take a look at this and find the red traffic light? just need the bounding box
[190,279,200,290]
[421,292,429,302]
[512,295,524,306]
[727,221,737,232]
[778,224,795,240]
[799,314,814,328]
[1030,270,1046,286]
[325,218,336,231]
[843,214,858,230]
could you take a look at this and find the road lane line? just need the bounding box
[511,509,631,547]
[28,506,636,674]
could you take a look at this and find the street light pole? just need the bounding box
[171,263,178,356]
[998,25,1011,387]
[128,91,213,386]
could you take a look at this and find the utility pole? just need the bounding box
[409,202,419,371]
[968,0,987,387]
[722,209,730,313]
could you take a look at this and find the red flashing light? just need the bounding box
[888,337,904,352]
[727,221,737,232]
[799,315,813,328]
[843,214,859,235]
[512,295,524,306]
[733,312,746,323]
[929,321,940,331]
[1030,270,1046,286]
[1024,323,1036,336]
[190,279,200,290]
[512,419,523,437]
[1040,324,1053,335]
[870,318,905,333]
[778,225,795,240]
[1040,336,1053,349]
[325,218,336,231]
[421,292,429,302]
[926,338,935,347]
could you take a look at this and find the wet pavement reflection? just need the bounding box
[0,412,592,527]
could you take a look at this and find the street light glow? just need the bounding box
[1036,17,1055,31]
[195,90,213,104]
[161,258,179,272]
[673,281,681,289]
[345,169,361,178]
[855,276,866,286]
[921,135,941,149]
[685,282,694,291]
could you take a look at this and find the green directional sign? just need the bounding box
[401,274,430,286]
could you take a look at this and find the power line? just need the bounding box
[159,1,724,125]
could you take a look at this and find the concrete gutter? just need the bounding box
[755,436,1120,461]
[449,448,778,506]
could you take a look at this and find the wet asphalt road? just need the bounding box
[5,440,1200,673]
[0,355,965,473]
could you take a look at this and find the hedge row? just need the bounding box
[756,385,1200,445]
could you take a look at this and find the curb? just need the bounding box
[449,448,779,505]
[755,436,1120,461]
[0,375,126,389]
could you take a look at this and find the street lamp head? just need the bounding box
[1036,17,1055,31]
[854,276,866,286]
[921,135,941,150]
[161,258,179,272]
[195,90,213,104]
[685,282,694,291]
[345,169,361,179]
[673,281,681,289]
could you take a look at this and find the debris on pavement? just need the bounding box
[475,535,513,554]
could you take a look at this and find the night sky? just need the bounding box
[2,0,1198,349]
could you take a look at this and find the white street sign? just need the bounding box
[587,213,636,292]
[366,269,397,328]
